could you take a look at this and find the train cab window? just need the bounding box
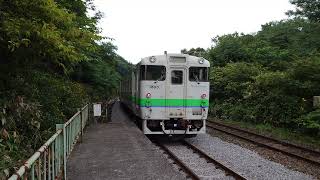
[140,65,166,81]
[189,67,208,82]
[171,70,183,84]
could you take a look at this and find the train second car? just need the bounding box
[120,53,210,137]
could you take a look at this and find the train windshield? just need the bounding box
[189,67,208,82]
[140,65,166,81]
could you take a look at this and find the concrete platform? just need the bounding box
[67,102,185,180]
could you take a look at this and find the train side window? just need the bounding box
[171,70,183,84]
[140,65,166,81]
[189,67,208,82]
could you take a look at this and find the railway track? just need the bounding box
[156,140,247,180]
[207,121,320,167]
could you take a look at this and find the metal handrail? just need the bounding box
[8,104,89,180]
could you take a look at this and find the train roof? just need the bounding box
[137,53,210,67]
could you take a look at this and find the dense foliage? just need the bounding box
[181,47,207,58]
[183,1,320,137]
[210,58,320,134]
[287,0,320,22]
[0,0,130,177]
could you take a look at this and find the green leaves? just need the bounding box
[0,0,102,73]
[207,19,320,68]
[297,110,320,135]
[211,62,263,100]
[210,57,320,133]
[7,38,31,52]
[208,33,251,66]
[181,47,207,58]
[287,0,320,22]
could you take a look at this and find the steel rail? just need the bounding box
[156,142,200,180]
[156,141,247,180]
[207,122,320,167]
[209,121,320,155]
[182,140,247,180]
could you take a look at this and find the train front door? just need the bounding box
[167,67,186,118]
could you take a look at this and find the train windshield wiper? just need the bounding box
[155,74,164,83]
[193,74,200,83]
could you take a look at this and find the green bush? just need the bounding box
[296,110,320,136]
[210,62,263,100]
[0,70,89,177]
[29,71,89,127]
[288,57,320,99]
[210,60,319,134]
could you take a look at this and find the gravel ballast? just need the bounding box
[186,134,315,180]
[164,142,234,179]
[206,127,320,179]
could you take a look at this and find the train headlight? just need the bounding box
[146,93,151,98]
[201,94,206,99]
[149,56,156,63]
[198,58,204,64]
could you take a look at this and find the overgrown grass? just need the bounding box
[208,117,320,150]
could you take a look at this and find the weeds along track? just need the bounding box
[207,121,320,167]
[155,140,247,180]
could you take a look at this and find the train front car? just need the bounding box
[134,53,210,137]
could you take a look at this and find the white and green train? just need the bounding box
[120,53,210,137]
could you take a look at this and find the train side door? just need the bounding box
[167,67,186,117]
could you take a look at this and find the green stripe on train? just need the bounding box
[130,96,209,106]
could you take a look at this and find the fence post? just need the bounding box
[56,124,67,180]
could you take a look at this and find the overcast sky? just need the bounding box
[94,0,294,63]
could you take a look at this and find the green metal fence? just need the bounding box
[8,104,89,180]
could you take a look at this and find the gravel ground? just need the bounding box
[164,142,234,180]
[207,128,320,179]
[185,134,315,180]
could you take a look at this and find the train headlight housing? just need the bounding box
[193,120,203,129]
[201,94,206,99]
[146,93,151,98]
[149,56,156,63]
[198,58,204,64]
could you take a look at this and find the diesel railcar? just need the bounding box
[120,53,210,136]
